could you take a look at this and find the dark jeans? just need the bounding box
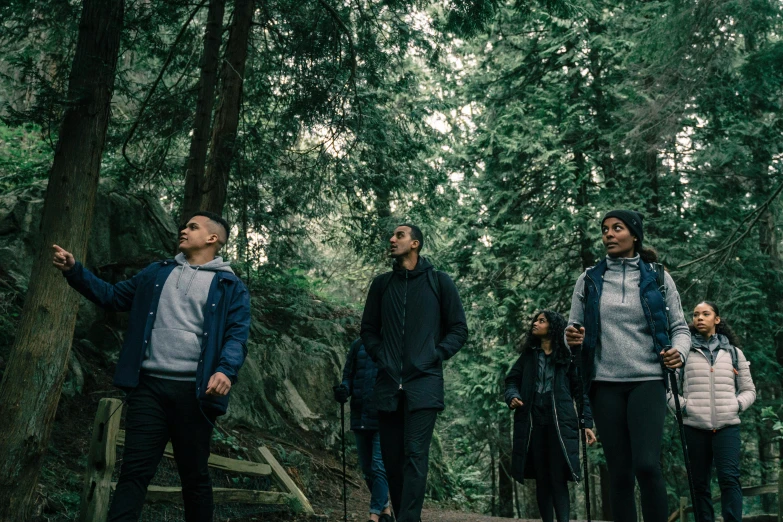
[531,423,571,522]
[377,395,438,522]
[684,425,742,522]
[591,380,668,522]
[354,430,390,515]
[108,375,215,522]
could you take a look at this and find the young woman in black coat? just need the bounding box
[505,310,596,522]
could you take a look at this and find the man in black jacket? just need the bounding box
[361,224,468,522]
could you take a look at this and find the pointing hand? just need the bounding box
[52,244,76,271]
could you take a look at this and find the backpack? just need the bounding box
[659,265,741,392]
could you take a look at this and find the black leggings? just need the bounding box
[590,380,668,522]
[531,423,571,522]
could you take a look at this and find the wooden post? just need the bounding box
[680,496,687,522]
[257,446,315,514]
[80,398,123,522]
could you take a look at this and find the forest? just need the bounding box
[1,0,782,520]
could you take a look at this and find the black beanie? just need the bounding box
[602,210,644,246]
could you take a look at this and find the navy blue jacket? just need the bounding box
[340,339,379,431]
[581,258,670,390]
[63,260,251,416]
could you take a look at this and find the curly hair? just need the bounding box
[688,301,742,348]
[519,310,572,364]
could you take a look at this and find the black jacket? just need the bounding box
[340,339,380,431]
[504,351,593,483]
[361,257,468,412]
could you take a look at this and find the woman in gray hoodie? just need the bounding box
[670,302,755,522]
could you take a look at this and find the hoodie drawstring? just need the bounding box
[185,266,200,295]
[175,264,201,295]
[176,264,185,289]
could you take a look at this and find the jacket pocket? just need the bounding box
[412,334,439,371]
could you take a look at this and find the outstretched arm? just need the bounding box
[54,244,141,312]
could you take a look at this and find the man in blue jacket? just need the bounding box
[53,211,250,522]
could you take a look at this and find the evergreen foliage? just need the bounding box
[1,0,782,517]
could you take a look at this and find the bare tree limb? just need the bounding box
[122,0,208,172]
[317,0,357,90]
[675,175,783,270]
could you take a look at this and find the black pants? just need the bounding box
[108,375,215,522]
[377,395,438,522]
[531,423,571,522]
[684,425,742,522]
[590,380,668,522]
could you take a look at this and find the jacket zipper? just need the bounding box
[399,271,408,391]
[551,377,578,482]
[707,349,722,429]
[689,348,732,430]
[621,260,627,303]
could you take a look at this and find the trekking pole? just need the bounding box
[662,348,699,522]
[572,323,591,522]
[340,400,347,522]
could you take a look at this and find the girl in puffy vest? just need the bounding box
[505,310,596,522]
[669,301,756,522]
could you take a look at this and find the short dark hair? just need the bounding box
[184,211,230,247]
[398,223,424,252]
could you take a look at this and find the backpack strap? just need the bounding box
[652,262,667,299]
[426,269,442,304]
[378,272,394,298]
[729,345,739,392]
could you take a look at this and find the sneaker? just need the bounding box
[379,514,395,522]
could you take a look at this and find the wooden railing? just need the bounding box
[79,398,315,522]
[668,479,783,522]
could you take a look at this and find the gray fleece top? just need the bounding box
[567,255,691,382]
[142,253,234,381]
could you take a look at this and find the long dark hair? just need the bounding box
[688,301,742,347]
[637,246,658,263]
[519,310,571,364]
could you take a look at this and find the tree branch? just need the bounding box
[317,0,357,90]
[675,175,783,270]
[122,0,208,172]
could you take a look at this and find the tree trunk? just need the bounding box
[200,0,254,215]
[498,412,514,517]
[759,198,782,513]
[490,433,497,517]
[586,17,617,186]
[0,1,124,519]
[180,0,226,221]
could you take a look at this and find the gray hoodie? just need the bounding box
[142,253,234,381]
